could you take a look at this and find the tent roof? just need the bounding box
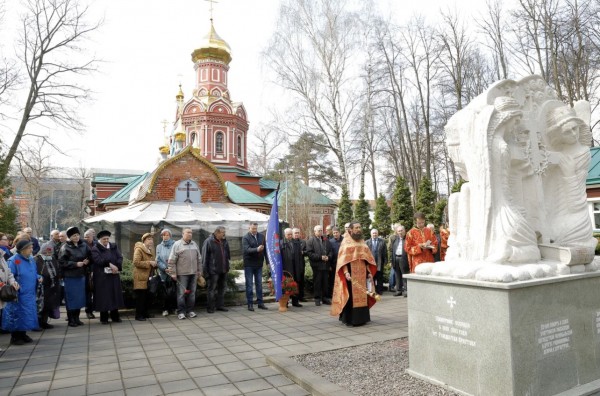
[83,201,269,232]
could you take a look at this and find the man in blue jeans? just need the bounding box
[242,222,268,311]
[168,228,202,320]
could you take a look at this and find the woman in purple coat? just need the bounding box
[90,230,124,324]
[2,240,42,345]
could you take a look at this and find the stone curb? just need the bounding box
[266,331,407,396]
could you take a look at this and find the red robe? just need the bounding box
[331,233,377,317]
[405,226,438,272]
[440,229,450,261]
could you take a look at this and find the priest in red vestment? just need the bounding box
[331,222,378,327]
[405,212,438,272]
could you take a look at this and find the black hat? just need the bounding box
[97,230,111,239]
[16,240,33,252]
[66,227,80,238]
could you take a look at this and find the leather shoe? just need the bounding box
[100,320,109,325]
[86,312,96,319]
[394,292,403,297]
[248,304,254,311]
[216,307,229,312]
[292,302,303,307]
[257,304,268,310]
[135,317,147,321]
[22,334,33,343]
[315,300,321,306]
[206,308,215,314]
[322,299,332,305]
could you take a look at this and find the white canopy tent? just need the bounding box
[83,201,270,259]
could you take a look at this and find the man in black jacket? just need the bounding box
[305,225,333,306]
[242,222,268,311]
[281,228,303,307]
[202,226,230,313]
[292,228,307,302]
[389,225,409,297]
[366,229,388,295]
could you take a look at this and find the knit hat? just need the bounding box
[66,227,80,238]
[161,228,172,236]
[16,240,33,252]
[141,233,153,242]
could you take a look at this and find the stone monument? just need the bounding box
[406,75,600,396]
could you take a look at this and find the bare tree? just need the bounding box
[247,122,283,176]
[0,0,101,180]
[264,0,361,192]
[68,163,91,219]
[13,139,54,235]
[479,0,510,80]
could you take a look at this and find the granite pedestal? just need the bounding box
[406,272,600,396]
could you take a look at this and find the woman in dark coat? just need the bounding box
[34,243,61,329]
[59,227,91,327]
[90,230,124,324]
[2,240,41,345]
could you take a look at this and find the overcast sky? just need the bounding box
[2,0,488,185]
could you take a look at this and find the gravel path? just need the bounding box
[293,338,460,396]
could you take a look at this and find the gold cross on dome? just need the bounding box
[205,0,218,21]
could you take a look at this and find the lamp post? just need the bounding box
[279,161,294,224]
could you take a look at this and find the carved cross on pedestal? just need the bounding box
[185,180,193,203]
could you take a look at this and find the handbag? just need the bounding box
[147,271,160,295]
[197,275,206,288]
[0,284,18,302]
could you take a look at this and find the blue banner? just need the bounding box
[266,188,283,301]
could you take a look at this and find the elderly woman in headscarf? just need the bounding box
[156,228,176,317]
[91,230,124,324]
[133,233,157,321]
[2,240,41,345]
[35,243,61,329]
[59,227,91,327]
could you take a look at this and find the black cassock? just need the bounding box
[90,242,125,312]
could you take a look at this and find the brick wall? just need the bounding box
[144,155,228,203]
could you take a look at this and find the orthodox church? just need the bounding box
[84,20,336,257]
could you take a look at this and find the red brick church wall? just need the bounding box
[144,154,229,203]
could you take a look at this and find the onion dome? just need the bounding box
[176,84,184,101]
[159,146,170,154]
[174,132,186,142]
[191,22,232,65]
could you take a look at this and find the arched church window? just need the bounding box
[216,132,224,154]
[190,133,196,146]
[237,135,242,158]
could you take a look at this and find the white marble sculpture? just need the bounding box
[417,75,599,282]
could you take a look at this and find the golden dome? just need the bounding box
[191,22,232,65]
[176,84,184,101]
[174,132,186,142]
[159,145,170,154]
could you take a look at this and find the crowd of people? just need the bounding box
[0,213,449,346]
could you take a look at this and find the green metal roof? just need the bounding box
[225,182,270,205]
[259,178,278,190]
[101,173,149,205]
[93,174,143,185]
[264,181,336,206]
[588,147,600,185]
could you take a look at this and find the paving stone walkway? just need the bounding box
[0,294,408,396]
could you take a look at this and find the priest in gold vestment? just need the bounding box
[331,222,378,326]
